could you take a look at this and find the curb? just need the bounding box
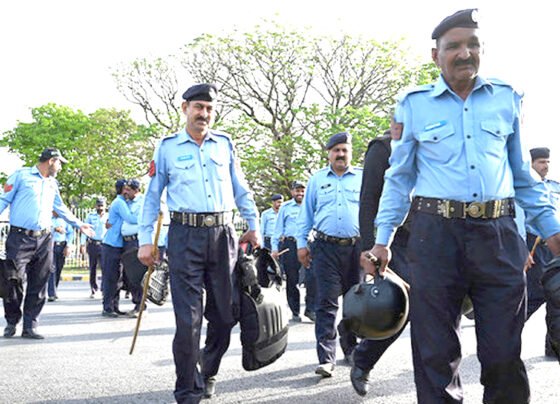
[61,274,102,282]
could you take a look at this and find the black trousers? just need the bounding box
[312,239,361,364]
[352,239,411,371]
[101,244,123,313]
[168,221,238,404]
[87,241,102,292]
[123,239,142,309]
[407,212,529,404]
[3,231,53,330]
[279,238,301,316]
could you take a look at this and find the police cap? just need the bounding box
[326,132,352,150]
[432,9,479,40]
[115,179,127,194]
[95,197,106,206]
[271,193,283,201]
[291,180,306,189]
[39,147,68,164]
[530,147,550,161]
[127,179,141,190]
[182,83,218,102]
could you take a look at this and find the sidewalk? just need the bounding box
[60,273,101,282]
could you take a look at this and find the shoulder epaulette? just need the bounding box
[161,132,178,141]
[397,83,434,102]
[210,130,232,140]
[487,78,524,96]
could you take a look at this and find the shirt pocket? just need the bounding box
[209,155,230,181]
[317,186,335,208]
[416,122,456,162]
[480,119,512,158]
[343,186,360,205]
[172,159,197,184]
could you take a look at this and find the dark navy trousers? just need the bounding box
[312,239,361,364]
[123,239,142,309]
[3,230,53,330]
[48,242,66,298]
[407,213,529,404]
[353,238,411,371]
[279,238,302,317]
[101,244,123,313]
[168,221,238,404]
[87,241,102,292]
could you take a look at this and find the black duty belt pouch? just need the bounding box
[234,248,289,371]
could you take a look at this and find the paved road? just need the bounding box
[1,281,558,403]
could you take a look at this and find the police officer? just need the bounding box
[0,147,93,339]
[366,9,560,403]
[260,193,283,250]
[121,178,144,317]
[137,83,259,403]
[350,129,412,396]
[80,197,108,298]
[101,179,137,318]
[296,132,362,377]
[47,211,74,301]
[272,181,313,322]
[526,147,560,358]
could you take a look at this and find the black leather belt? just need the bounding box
[87,239,102,245]
[54,241,67,246]
[170,211,233,227]
[281,236,296,243]
[10,226,49,238]
[411,197,515,219]
[314,230,360,246]
[123,234,138,242]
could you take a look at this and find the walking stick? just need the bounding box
[524,236,542,273]
[129,211,164,355]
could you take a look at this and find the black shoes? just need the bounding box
[350,365,370,397]
[102,310,119,318]
[545,334,559,360]
[304,310,316,322]
[203,376,216,398]
[22,328,45,340]
[315,363,335,377]
[3,324,16,338]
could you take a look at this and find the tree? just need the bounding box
[0,103,159,206]
[113,22,436,209]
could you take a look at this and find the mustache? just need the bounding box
[335,156,346,161]
[454,58,475,67]
[196,117,209,123]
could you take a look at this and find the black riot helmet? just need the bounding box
[542,256,560,307]
[342,269,409,340]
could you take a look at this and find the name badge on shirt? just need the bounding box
[424,120,447,131]
[177,155,193,161]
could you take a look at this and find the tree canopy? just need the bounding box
[0,103,158,206]
[113,22,438,209]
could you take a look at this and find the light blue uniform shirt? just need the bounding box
[80,211,108,244]
[260,208,278,240]
[121,194,144,236]
[139,128,259,246]
[376,75,560,245]
[0,166,82,230]
[271,200,302,251]
[526,178,560,237]
[296,165,362,249]
[103,195,137,248]
[52,216,74,243]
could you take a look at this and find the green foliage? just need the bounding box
[0,104,161,206]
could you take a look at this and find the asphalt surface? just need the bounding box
[1,281,558,404]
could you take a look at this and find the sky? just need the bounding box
[1,0,559,177]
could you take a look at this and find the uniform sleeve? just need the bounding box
[66,222,74,244]
[139,143,167,246]
[271,206,285,252]
[296,177,317,249]
[115,199,138,224]
[0,171,20,214]
[53,187,83,229]
[229,142,259,232]
[375,100,418,246]
[359,139,391,251]
[80,215,90,245]
[508,94,560,238]
[260,210,266,241]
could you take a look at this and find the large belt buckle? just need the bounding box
[437,200,451,219]
[203,214,216,227]
[466,202,485,218]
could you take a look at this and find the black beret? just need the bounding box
[291,180,306,189]
[326,132,352,150]
[432,9,479,40]
[95,197,106,206]
[40,147,68,163]
[182,83,218,102]
[271,193,283,201]
[530,147,550,161]
[127,179,141,190]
